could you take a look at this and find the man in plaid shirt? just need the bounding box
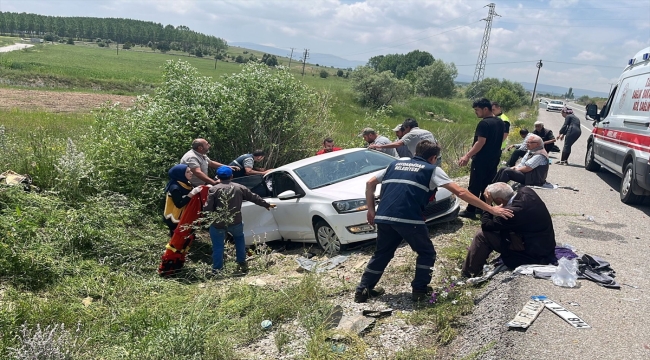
[493,135,549,187]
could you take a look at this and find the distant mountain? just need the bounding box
[455,73,608,98]
[230,42,366,69]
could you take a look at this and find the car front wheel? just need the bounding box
[584,142,600,172]
[315,220,342,255]
[620,163,643,204]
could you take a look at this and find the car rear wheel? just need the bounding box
[584,142,600,172]
[315,220,342,255]
[620,163,643,204]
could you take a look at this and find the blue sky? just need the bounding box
[2,0,649,92]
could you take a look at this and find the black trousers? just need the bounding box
[357,222,436,292]
[561,130,581,161]
[466,157,499,213]
[493,166,526,185]
[507,149,527,167]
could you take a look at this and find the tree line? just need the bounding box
[0,12,227,55]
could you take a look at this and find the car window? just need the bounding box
[600,85,618,119]
[271,171,304,197]
[550,100,563,104]
[294,150,396,189]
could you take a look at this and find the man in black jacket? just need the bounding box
[462,182,556,278]
[533,121,560,153]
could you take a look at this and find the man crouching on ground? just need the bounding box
[355,140,514,303]
[462,182,556,278]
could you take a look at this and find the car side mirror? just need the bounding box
[586,104,598,117]
[278,190,299,200]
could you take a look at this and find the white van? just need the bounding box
[585,47,650,204]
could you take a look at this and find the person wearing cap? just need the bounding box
[360,127,397,157]
[533,121,559,153]
[229,150,271,178]
[369,118,436,158]
[316,138,343,155]
[204,166,277,274]
[180,138,239,186]
[557,107,582,165]
[492,101,511,150]
[392,124,413,158]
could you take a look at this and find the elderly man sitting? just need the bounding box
[462,182,556,278]
[493,134,549,187]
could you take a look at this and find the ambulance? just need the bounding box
[585,47,650,204]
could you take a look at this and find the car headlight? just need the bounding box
[332,199,368,213]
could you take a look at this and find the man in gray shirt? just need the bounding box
[369,118,436,157]
[180,138,239,186]
[360,127,397,157]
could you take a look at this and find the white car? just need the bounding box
[235,148,460,253]
[546,100,565,112]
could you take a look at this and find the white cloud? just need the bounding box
[573,51,606,61]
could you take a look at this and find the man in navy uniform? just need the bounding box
[355,140,513,302]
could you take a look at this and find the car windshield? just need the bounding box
[294,150,396,189]
[550,100,563,104]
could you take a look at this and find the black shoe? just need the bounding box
[354,287,385,303]
[458,210,477,219]
[233,261,249,276]
[412,286,434,302]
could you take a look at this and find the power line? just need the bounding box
[544,60,622,69]
[496,20,639,28]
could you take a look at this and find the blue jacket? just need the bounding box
[375,156,437,225]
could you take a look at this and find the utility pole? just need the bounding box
[288,47,295,68]
[301,49,309,77]
[530,60,543,105]
[469,3,500,98]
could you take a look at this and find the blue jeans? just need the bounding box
[209,223,245,270]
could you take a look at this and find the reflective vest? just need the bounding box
[229,154,253,178]
[375,156,436,225]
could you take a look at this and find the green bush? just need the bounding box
[350,66,412,108]
[89,60,333,204]
[319,69,329,78]
[486,87,520,112]
[414,59,458,98]
[337,69,344,77]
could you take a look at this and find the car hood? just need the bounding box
[309,170,454,201]
[310,172,381,200]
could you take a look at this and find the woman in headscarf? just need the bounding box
[557,107,582,165]
[163,164,201,235]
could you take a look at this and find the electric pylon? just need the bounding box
[469,3,500,98]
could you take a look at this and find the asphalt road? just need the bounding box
[471,105,650,359]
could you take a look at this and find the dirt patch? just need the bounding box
[0,88,135,113]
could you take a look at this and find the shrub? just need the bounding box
[235,55,245,63]
[97,42,105,48]
[66,38,74,45]
[336,69,344,77]
[319,70,329,78]
[122,42,132,50]
[350,66,412,107]
[88,60,333,203]
[414,60,458,98]
[485,87,520,112]
[7,323,87,360]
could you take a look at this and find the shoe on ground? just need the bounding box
[354,287,385,303]
[412,286,434,302]
[458,209,477,219]
[233,261,249,276]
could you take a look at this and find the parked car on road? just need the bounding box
[546,100,565,112]
[234,148,460,253]
[585,46,650,204]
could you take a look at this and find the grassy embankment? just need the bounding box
[0,40,538,358]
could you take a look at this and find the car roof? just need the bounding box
[270,148,376,173]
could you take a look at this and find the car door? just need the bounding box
[267,171,314,242]
[239,176,281,245]
[594,85,620,171]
